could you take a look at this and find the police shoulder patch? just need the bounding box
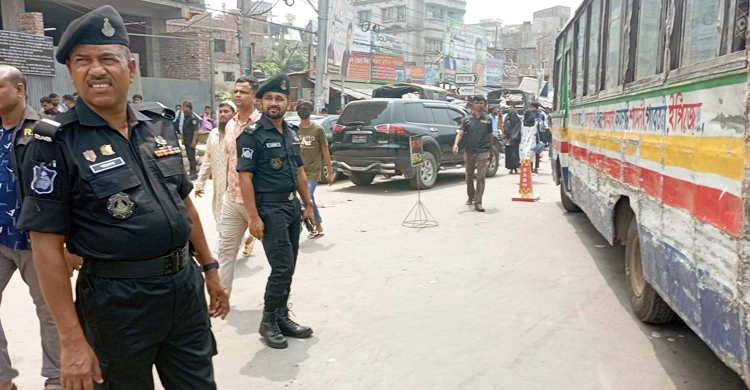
[243,124,257,135]
[32,118,62,143]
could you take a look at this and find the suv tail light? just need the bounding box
[334,124,344,132]
[374,124,405,134]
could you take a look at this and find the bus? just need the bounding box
[551,0,750,383]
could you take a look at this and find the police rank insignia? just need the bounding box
[102,18,115,37]
[100,144,115,156]
[107,192,134,219]
[83,150,97,162]
[31,165,56,195]
[23,128,33,136]
[270,157,282,169]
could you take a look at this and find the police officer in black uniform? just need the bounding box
[237,74,315,349]
[17,6,229,390]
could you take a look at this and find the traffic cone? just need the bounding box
[512,158,540,202]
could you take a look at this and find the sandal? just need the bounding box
[307,231,320,239]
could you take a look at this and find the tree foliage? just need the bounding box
[262,35,308,75]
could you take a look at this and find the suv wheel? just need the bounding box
[409,151,438,190]
[349,172,375,186]
[486,146,501,177]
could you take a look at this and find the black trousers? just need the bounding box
[258,198,302,311]
[76,261,217,390]
[183,130,197,174]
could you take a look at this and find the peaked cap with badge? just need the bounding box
[55,5,130,64]
[255,74,292,99]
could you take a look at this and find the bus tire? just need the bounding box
[560,183,581,212]
[625,217,675,324]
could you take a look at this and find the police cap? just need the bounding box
[255,74,292,99]
[55,5,130,64]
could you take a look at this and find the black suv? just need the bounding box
[331,99,501,189]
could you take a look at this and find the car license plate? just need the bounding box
[352,135,367,143]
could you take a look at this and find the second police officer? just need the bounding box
[18,6,229,390]
[237,74,316,349]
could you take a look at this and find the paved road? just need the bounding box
[4,158,747,389]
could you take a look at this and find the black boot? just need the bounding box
[259,311,288,349]
[277,307,313,338]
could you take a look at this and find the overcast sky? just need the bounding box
[206,0,584,27]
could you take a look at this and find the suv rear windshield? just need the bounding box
[338,101,390,126]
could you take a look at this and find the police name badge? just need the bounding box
[242,148,254,159]
[270,157,282,169]
[31,165,56,195]
[107,192,134,219]
[102,18,115,37]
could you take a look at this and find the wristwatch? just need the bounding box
[201,260,220,272]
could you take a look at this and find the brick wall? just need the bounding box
[18,12,44,36]
[159,31,211,80]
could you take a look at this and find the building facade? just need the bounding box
[353,0,467,65]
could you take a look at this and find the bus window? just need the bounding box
[575,14,586,98]
[682,0,721,66]
[635,0,665,80]
[605,0,624,89]
[587,0,602,96]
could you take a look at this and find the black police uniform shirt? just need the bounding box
[236,115,304,194]
[461,113,493,154]
[17,99,194,262]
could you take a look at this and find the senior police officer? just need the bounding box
[237,74,316,349]
[17,6,229,390]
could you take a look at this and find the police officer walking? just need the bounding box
[453,95,494,212]
[237,74,315,349]
[18,6,229,390]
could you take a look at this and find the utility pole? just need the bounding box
[209,16,216,111]
[240,0,253,77]
[314,0,329,112]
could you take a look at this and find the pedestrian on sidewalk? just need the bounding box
[520,102,542,174]
[17,7,229,389]
[237,73,315,349]
[453,95,494,212]
[0,65,67,390]
[296,101,334,238]
[217,77,262,296]
[173,103,184,134]
[182,101,200,179]
[201,105,215,134]
[503,103,522,174]
[195,100,236,225]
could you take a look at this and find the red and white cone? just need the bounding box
[512,158,540,202]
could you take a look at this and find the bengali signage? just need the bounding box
[424,63,440,86]
[371,54,404,83]
[410,136,424,166]
[0,30,55,76]
[326,0,355,76]
[442,23,489,86]
[405,66,425,84]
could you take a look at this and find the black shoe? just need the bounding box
[474,203,485,212]
[259,311,288,349]
[465,199,474,205]
[277,307,313,338]
[189,173,198,181]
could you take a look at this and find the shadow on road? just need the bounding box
[558,204,747,390]
[331,171,472,196]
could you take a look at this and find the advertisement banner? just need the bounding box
[347,51,371,82]
[405,66,425,84]
[326,0,355,76]
[371,32,404,57]
[443,23,488,85]
[484,58,504,87]
[424,63,440,86]
[371,54,404,82]
[410,136,424,167]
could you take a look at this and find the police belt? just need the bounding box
[256,192,296,203]
[81,244,189,279]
